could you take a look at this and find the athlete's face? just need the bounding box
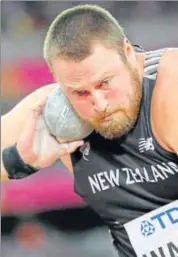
[52,42,143,139]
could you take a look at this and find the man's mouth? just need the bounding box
[99,111,118,122]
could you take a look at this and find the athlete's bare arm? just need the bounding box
[1,83,74,181]
[151,48,178,155]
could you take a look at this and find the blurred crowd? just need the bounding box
[1,2,178,59]
[1,1,178,35]
[1,2,178,257]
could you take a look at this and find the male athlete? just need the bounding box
[1,5,178,257]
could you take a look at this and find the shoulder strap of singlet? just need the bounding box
[144,48,168,79]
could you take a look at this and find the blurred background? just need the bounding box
[1,1,178,257]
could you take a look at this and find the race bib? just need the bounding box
[124,200,178,257]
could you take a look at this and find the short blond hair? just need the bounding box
[43,4,125,68]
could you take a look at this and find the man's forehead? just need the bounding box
[53,43,121,75]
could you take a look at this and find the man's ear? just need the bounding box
[123,38,135,61]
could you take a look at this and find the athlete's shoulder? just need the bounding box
[157,48,178,78]
[151,48,178,154]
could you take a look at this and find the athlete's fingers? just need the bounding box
[38,132,84,156]
[58,140,84,155]
[35,139,84,168]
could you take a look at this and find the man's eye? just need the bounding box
[99,79,111,88]
[102,79,110,86]
[74,90,89,96]
[96,80,110,90]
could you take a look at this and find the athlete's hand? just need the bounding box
[16,97,84,168]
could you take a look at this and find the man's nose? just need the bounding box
[91,90,108,112]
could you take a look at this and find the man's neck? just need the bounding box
[136,52,145,82]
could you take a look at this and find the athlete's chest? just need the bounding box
[72,134,178,203]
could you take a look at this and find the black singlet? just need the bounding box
[71,48,178,257]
